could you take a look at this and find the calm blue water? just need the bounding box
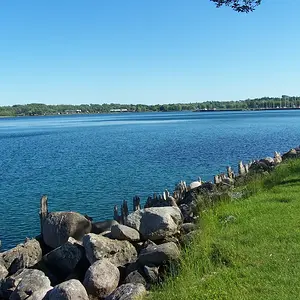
[0,110,299,250]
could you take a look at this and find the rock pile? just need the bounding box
[0,146,298,299]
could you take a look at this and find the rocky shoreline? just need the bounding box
[1,146,300,300]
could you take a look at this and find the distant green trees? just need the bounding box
[0,96,299,117]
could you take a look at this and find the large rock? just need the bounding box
[189,180,202,190]
[0,263,8,280]
[138,242,180,266]
[282,148,300,160]
[83,234,137,267]
[106,283,146,300]
[83,259,119,299]
[7,269,51,300]
[42,212,92,249]
[111,224,140,242]
[0,239,42,275]
[143,265,160,284]
[124,271,146,286]
[46,279,89,300]
[42,240,83,279]
[91,220,118,234]
[26,287,52,300]
[181,223,197,234]
[125,207,182,241]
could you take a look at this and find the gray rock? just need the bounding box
[180,231,197,246]
[283,148,297,159]
[9,269,51,300]
[83,259,120,299]
[249,161,272,173]
[189,180,202,190]
[179,204,194,223]
[124,271,146,286]
[260,157,274,165]
[106,283,146,300]
[43,212,92,249]
[143,265,159,284]
[138,242,180,266]
[92,220,118,234]
[83,234,137,267]
[111,224,140,242]
[125,207,182,241]
[124,262,141,277]
[26,287,52,300]
[47,279,89,300]
[181,223,196,234]
[100,231,112,238]
[43,240,83,279]
[1,239,42,275]
[0,263,8,280]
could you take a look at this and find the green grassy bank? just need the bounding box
[148,159,300,300]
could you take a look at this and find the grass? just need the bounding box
[147,159,300,300]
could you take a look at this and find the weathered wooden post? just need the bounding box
[39,195,48,236]
[121,200,129,224]
[114,205,120,222]
[227,166,234,179]
[133,195,140,211]
[238,161,246,176]
[214,175,221,184]
[162,189,169,201]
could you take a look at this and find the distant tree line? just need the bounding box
[0,96,299,117]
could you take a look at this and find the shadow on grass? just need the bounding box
[279,178,300,186]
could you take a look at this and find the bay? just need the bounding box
[0,110,299,250]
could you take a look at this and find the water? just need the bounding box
[0,110,299,250]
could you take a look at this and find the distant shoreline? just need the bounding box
[1,96,300,117]
[1,107,300,118]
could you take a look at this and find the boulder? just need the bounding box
[125,207,182,241]
[0,263,8,280]
[1,239,42,275]
[124,271,146,286]
[46,279,89,300]
[111,224,140,242]
[42,240,83,279]
[83,234,137,266]
[259,157,275,166]
[143,265,160,284]
[180,230,197,246]
[282,148,299,160]
[42,212,92,249]
[106,283,147,300]
[83,259,119,299]
[8,269,51,300]
[138,242,180,266]
[181,223,196,234]
[91,220,118,234]
[26,287,52,300]
[124,261,141,277]
[189,180,202,190]
[178,204,195,223]
[249,161,271,173]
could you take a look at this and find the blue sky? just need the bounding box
[0,0,299,105]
